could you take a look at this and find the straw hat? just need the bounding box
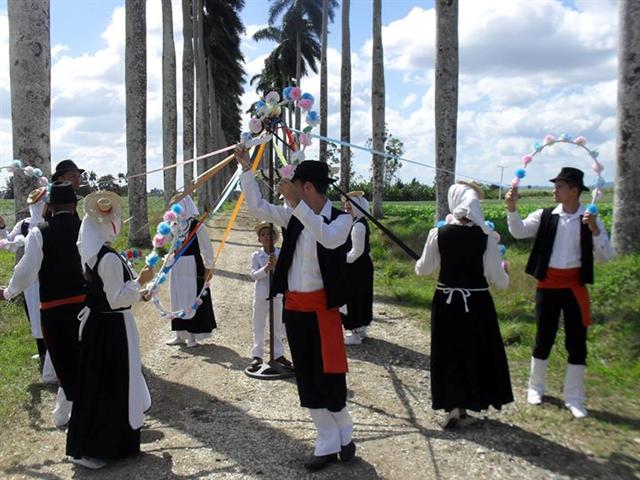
[84,191,124,223]
[455,180,485,199]
[342,190,365,200]
[254,221,280,242]
[27,187,46,205]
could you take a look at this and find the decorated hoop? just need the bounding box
[512,133,605,214]
[1,159,49,188]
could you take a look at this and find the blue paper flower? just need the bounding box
[171,203,183,215]
[485,220,495,231]
[282,86,293,101]
[11,159,22,169]
[146,252,160,268]
[33,168,43,178]
[157,222,171,236]
[533,142,542,151]
[499,244,507,257]
[586,204,599,215]
[157,273,167,285]
[515,168,526,179]
[436,220,446,228]
[300,92,314,102]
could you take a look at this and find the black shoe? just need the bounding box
[246,357,262,373]
[339,441,356,461]
[274,356,293,369]
[304,453,337,472]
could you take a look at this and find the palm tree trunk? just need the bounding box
[340,0,351,191]
[613,0,640,253]
[162,0,177,205]
[295,32,302,130]
[371,0,385,219]
[182,0,195,190]
[319,0,329,162]
[434,0,458,222]
[8,0,51,221]
[125,0,150,247]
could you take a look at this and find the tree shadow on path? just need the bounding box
[346,337,431,371]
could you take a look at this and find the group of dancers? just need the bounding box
[0,150,613,471]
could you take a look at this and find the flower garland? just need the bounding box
[245,85,321,178]
[1,159,49,188]
[511,133,605,214]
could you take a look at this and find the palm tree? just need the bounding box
[182,0,195,189]
[7,0,51,219]
[267,0,337,129]
[162,0,177,205]
[125,0,150,247]
[340,0,351,191]
[319,0,329,162]
[371,0,385,219]
[434,0,458,221]
[613,0,640,253]
[193,0,210,211]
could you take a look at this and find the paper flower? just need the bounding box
[33,168,43,178]
[11,159,22,169]
[152,234,166,248]
[586,204,599,215]
[559,133,572,141]
[157,273,167,285]
[492,231,501,242]
[282,86,293,101]
[171,203,184,216]
[298,98,313,111]
[298,133,312,147]
[249,117,263,134]
[533,142,543,152]
[157,222,171,236]
[522,154,532,166]
[543,135,555,145]
[265,91,280,104]
[279,163,296,179]
[591,161,604,174]
[499,244,507,257]
[485,220,495,231]
[590,150,599,159]
[290,87,302,101]
[305,111,320,127]
[146,251,160,268]
[511,178,520,188]
[514,168,526,179]
[436,220,446,228]
[290,150,305,163]
[38,176,48,186]
[163,211,177,223]
[574,136,587,145]
[501,260,510,271]
[255,100,268,116]
[23,166,34,176]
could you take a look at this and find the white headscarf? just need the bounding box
[447,183,490,235]
[26,199,45,229]
[77,213,122,270]
[179,195,199,218]
[348,195,370,220]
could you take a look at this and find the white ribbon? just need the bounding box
[436,284,489,313]
[77,306,91,341]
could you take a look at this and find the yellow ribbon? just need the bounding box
[214,143,266,263]
[273,142,289,167]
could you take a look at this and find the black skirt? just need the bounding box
[342,255,374,331]
[66,311,140,460]
[171,287,217,333]
[430,289,513,412]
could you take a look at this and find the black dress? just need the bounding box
[342,218,374,331]
[66,246,144,460]
[171,218,217,334]
[430,224,513,412]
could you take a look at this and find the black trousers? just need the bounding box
[533,289,587,365]
[284,309,347,412]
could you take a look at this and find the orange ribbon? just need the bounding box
[538,267,592,327]
[285,289,348,374]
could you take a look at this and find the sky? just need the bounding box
[0,0,619,193]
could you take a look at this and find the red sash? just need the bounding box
[538,268,592,327]
[284,289,348,374]
[40,294,86,311]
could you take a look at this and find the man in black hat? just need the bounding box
[234,146,356,472]
[505,167,613,418]
[52,159,85,192]
[0,181,86,427]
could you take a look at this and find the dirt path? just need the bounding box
[0,208,636,479]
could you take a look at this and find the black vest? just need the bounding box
[437,224,489,289]
[344,217,371,264]
[84,245,133,313]
[181,218,205,276]
[38,212,86,302]
[525,207,594,284]
[271,206,349,309]
[20,221,29,237]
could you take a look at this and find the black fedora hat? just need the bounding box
[291,160,336,184]
[52,159,85,181]
[550,167,589,192]
[46,181,79,205]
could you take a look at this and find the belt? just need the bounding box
[436,283,489,313]
[40,294,86,311]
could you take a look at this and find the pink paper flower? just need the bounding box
[163,211,177,223]
[153,234,166,248]
[279,164,296,179]
[574,136,587,145]
[591,161,604,174]
[265,91,280,104]
[522,154,532,166]
[249,117,263,134]
[38,176,49,186]
[290,87,302,101]
[511,178,520,188]
[299,133,312,146]
[298,98,313,111]
[543,135,555,145]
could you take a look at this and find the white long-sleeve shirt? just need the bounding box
[507,204,614,268]
[250,247,281,300]
[241,170,351,292]
[89,252,141,310]
[346,222,366,264]
[415,226,509,290]
[3,227,44,300]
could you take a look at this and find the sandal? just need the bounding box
[247,357,262,373]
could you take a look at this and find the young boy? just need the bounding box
[248,222,291,371]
